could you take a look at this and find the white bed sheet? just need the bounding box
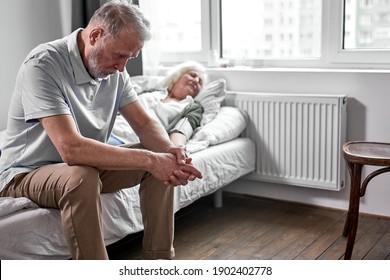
[0,137,255,260]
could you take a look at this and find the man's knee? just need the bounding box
[63,165,101,195]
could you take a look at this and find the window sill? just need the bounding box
[157,65,390,75]
[205,66,390,74]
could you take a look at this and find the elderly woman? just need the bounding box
[110,61,207,147]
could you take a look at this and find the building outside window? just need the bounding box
[345,0,390,49]
[139,0,390,69]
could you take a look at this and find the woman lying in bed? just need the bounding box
[110,61,207,147]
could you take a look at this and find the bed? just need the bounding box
[0,77,256,260]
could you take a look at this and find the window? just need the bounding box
[143,0,201,52]
[221,0,321,62]
[344,0,390,49]
[139,0,390,69]
[139,0,210,68]
[333,0,390,65]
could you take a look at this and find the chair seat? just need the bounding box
[343,141,390,165]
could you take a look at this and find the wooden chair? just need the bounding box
[342,141,390,259]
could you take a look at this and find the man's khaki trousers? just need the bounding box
[1,161,175,260]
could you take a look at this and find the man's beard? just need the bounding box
[88,44,117,79]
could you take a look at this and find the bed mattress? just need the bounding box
[0,137,255,260]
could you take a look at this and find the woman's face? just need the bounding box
[170,70,204,100]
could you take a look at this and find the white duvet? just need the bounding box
[0,197,38,218]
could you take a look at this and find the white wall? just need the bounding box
[206,68,390,217]
[0,0,71,129]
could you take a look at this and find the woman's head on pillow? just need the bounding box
[161,61,208,95]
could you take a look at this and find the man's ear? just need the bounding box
[89,28,103,46]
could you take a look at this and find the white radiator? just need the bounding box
[225,92,347,191]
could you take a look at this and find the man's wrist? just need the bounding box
[142,150,156,173]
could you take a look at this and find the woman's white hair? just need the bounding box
[161,61,208,91]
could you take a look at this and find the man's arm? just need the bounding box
[119,100,176,154]
[119,101,193,162]
[39,110,201,185]
[119,101,202,183]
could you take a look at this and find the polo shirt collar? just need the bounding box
[68,28,95,85]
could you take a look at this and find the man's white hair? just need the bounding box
[161,61,208,91]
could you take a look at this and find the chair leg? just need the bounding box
[343,207,351,237]
[344,163,362,260]
[343,161,355,236]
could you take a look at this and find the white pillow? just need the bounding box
[195,79,226,126]
[131,75,164,94]
[0,130,6,148]
[191,106,248,145]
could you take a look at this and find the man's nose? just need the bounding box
[114,60,127,72]
[115,52,139,72]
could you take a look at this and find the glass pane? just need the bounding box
[221,0,322,60]
[344,0,390,49]
[140,0,202,52]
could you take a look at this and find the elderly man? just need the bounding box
[0,1,202,260]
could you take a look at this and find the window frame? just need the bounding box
[145,0,390,69]
[328,0,390,67]
[155,0,212,64]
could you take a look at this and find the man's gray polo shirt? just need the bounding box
[0,28,139,192]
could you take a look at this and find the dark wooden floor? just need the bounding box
[107,192,390,260]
